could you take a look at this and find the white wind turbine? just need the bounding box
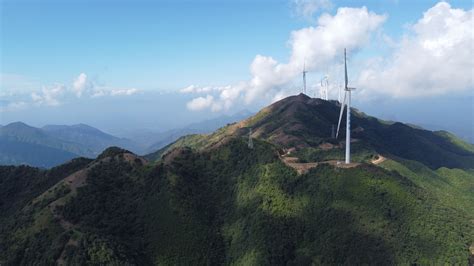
[302,60,307,94]
[320,75,329,100]
[336,48,356,164]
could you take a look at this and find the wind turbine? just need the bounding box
[336,48,356,164]
[302,60,307,94]
[320,75,329,100]
[337,81,342,103]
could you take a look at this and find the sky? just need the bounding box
[1,0,473,141]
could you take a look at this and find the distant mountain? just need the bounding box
[132,110,253,153]
[42,123,141,155]
[1,95,473,264]
[0,122,140,168]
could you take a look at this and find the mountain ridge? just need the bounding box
[1,94,473,265]
[148,94,474,170]
[0,122,138,168]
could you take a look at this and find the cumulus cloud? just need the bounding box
[185,6,386,111]
[186,95,215,111]
[72,73,92,97]
[357,2,474,97]
[0,72,142,112]
[72,72,140,98]
[31,84,66,106]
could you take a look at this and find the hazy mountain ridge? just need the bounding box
[0,112,255,168]
[42,123,141,156]
[0,122,94,168]
[130,110,254,153]
[1,95,473,265]
[149,94,474,170]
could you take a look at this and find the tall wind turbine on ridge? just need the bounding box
[320,75,329,100]
[336,48,356,164]
[302,60,307,94]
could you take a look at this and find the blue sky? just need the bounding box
[1,0,473,141]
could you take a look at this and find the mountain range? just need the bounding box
[1,94,473,265]
[0,111,252,168]
[0,122,138,168]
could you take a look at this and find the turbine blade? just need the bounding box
[344,48,348,89]
[336,91,347,138]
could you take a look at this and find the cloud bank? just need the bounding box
[0,72,141,111]
[184,6,386,111]
[357,2,474,98]
[31,84,66,106]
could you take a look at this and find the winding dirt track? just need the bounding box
[280,155,360,174]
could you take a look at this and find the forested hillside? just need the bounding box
[1,95,473,265]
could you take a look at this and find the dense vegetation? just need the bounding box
[0,158,92,217]
[1,95,473,265]
[148,94,474,170]
[2,138,473,264]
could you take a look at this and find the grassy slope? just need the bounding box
[147,95,474,171]
[2,95,474,265]
[143,138,473,264]
[1,139,473,264]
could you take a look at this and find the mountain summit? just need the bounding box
[1,95,473,265]
[151,94,474,169]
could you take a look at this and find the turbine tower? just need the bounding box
[338,81,342,103]
[336,48,356,164]
[320,75,329,100]
[302,61,307,94]
[248,128,254,149]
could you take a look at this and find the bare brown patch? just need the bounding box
[121,152,148,165]
[371,155,387,165]
[319,143,336,150]
[280,156,318,175]
[280,154,360,174]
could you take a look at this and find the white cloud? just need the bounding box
[91,90,107,98]
[72,72,140,97]
[180,85,198,93]
[186,6,386,111]
[186,95,215,111]
[357,2,474,98]
[179,84,224,94]
[72,73,92,97]
[110,88,139,96]
[31,84,66,106]
[292,0,332,19]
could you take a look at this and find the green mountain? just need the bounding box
[0,122,92,168]
[42,124,141,155]
[1,95,473,265]
[0,122,140,168]
[148,94,474,169]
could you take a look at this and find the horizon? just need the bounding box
[1,0,473,142]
